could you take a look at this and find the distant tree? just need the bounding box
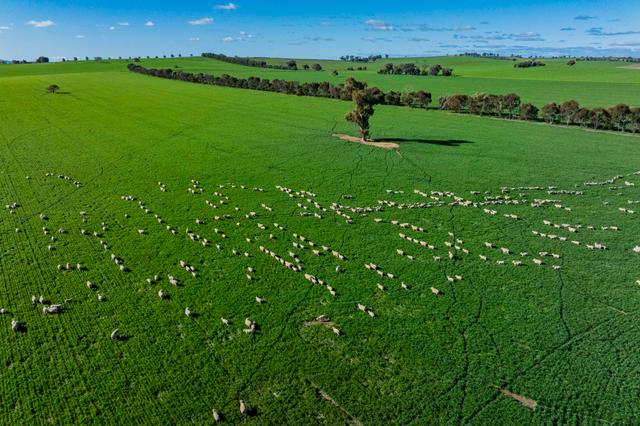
[428,64,442,76]
[403,91,432,109]
[591,108,611,130]
[519,103,539,121]
[85,56,89,61]
[312,63,322,71]
[574,108,594,127]
[500,93,521,118]
[378,63,394,75]
[441,67,453,76]
[541,103,560,124]
[73,57,78,61]
[440,94,469,113]
[36,56,49,63]
[559,100,580,125]
[47,84,60,94]
[630,108,640,133]
[608,104,631,131]
[344,78,385,141]
[286,60,298,70]
[303,64,310,70]
[384,91,403,106]
[567,60,576,66]
[332,70,339,76]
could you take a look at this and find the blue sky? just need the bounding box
[1,0,639,60]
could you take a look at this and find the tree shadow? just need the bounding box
[56,92,73,95]
[373,138,473,146]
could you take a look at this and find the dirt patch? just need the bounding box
[500,389,538,410]
[303,316,334,328]
[619,64,640,70]
[333,134,400,150]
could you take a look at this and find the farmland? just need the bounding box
[1,58,640,425]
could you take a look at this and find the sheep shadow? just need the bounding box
[374,138,473,146]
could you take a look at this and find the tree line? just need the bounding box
[378,63,453,76]
[514,60,546,68]
[127,63,432,109]
[439,94,640,133]
[339,55,385,63]
[127,63,639,135]
[202,53,318,71]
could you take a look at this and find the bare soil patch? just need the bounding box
[303,316,334,328]
[500,389,538,410]
[333,134,400,150]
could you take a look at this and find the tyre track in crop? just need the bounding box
[463,313,626,424]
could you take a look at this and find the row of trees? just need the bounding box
[339,55,385,62]
[202,53,310,71]
[127,64,432,110]
[378,63,453,76]
[514,60,546,68]
[439,93,640,133]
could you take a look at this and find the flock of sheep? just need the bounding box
[2,168,639,420]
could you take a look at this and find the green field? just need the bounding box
[1,59,640,424]
[3,56,640,108]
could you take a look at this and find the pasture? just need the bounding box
[152,55,640,108]
[1,59,640,424]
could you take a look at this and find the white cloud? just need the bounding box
[215,3,239,10]
[109,26,116,30]
[75,34,85,38]
[117,22,130,26]
[189,37,200,41]
[0,26,13,31]
[189,17,214,26]
[145,21,155,27]
[365,19,394,31]
[223,31,253,42]
[26,20,55,28]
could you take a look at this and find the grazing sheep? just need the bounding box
[43,305,62,315]
[431,287,440,296]
[86,281,96,289]
[221,318,229,326]
[98,294,106,302]
[158,290,166,299]
[239,400,247,416]
[500,247,510,255]
[212,409,222,422]
[255,297,264,304]
[185,307,192,317]
[111,329,122,341]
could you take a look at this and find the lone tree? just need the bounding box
[47,84,60,94]
[344,78,385,141]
